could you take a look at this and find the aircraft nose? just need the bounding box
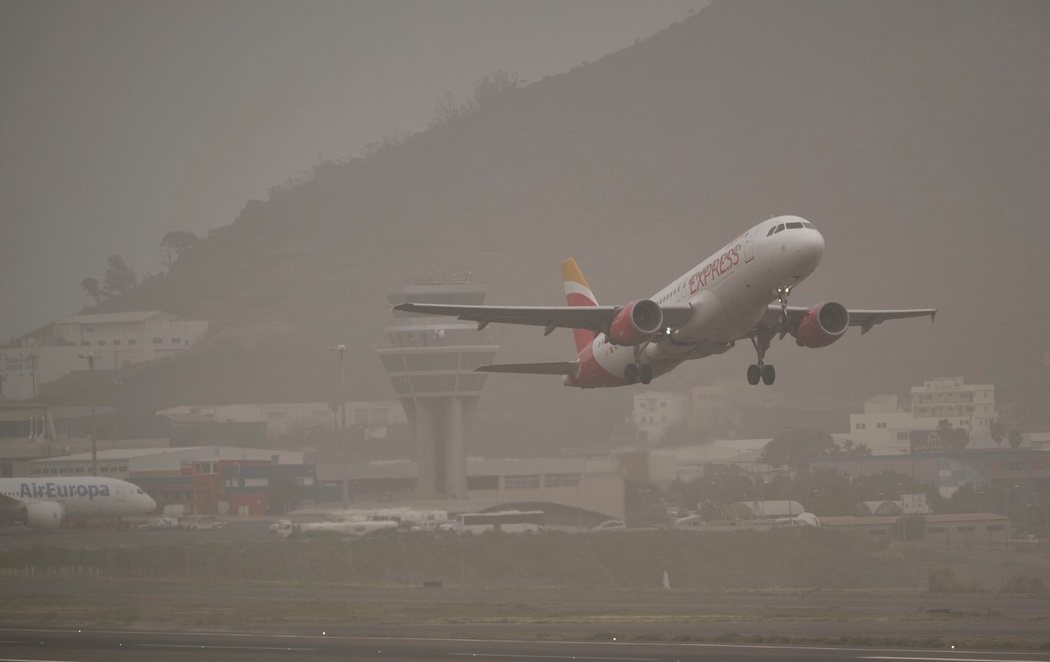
[145,494,158,512]
[793,224,825,274]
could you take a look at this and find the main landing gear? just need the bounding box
[745,286,792,386]
[624,363,653,385]
[746,362,775,386]
[747,326,776,386]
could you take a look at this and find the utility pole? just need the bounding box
[328,344,348,431]
[78,352,100,475]
[29,353,38,399]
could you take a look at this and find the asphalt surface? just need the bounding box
[0,520,272,549]
[2,628,1050,662]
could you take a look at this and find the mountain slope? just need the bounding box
[65,0,1050,446]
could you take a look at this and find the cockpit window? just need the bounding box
[766,226,777,236]
[802,221,816,229]
[786,221,804,229]
[774,224,785,234]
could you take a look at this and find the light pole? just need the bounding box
[78,352,100,475]
[29,353,38,399]
[328,344,347,431]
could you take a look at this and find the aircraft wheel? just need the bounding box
[746,364,761,386]
[639,364,653,385]
[761,363,776,386]
[624,363,639,384]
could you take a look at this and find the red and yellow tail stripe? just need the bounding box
[562,258,598,351]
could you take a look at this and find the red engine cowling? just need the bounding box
[608,299,664,346]
[793,302,850,348]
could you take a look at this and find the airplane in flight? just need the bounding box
[394,216,935,388]
[0,476,157,530]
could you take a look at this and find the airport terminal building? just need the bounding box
[317,456,626,520]
[29,446,318,516]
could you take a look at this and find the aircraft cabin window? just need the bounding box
[786,222,804,229]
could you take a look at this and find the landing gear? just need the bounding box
[761,363,775,385]
[624,363,638,384]
[776,286,792,336]
[747,327,777,386]
[639,364,653,385]
[624,363,653,385]
[747,364,761,386]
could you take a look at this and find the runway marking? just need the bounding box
[137,643,315,652]
[2,629,1047,660]
[452,655,658,661]
[860,658,1049,662]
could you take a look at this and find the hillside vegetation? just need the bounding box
[54,0,1050,446]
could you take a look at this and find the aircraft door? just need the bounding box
[743,231,755,263]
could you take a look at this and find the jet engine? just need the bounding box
[18,501,65,530]
[608,299,664,346]
[792,302,849,348]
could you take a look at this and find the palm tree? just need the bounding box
[80,277,103,304]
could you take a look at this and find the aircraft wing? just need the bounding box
[758,305,936,335]
[393,302,693,335]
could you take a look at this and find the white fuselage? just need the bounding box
[581,215,824,383]
[0,476,158,520]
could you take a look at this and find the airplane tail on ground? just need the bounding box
[561,257,598,352]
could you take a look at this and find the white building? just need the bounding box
[0,311,207,400]
[632,390,688,444]
[848,378,998,455]
[847,395,918,455]
[910,377,997,439]
[28,445,304,479]
[157,401,407,439]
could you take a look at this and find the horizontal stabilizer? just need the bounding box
[475,361,580,376]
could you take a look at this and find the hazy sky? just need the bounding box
[0,0,702,341]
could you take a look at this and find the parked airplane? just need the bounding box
[394,216,934,387]
[0,476,157,530]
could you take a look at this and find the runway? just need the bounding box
[2,628,1049,662]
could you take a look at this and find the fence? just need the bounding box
[0,566,101,577]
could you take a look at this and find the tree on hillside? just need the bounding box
[80,277,104,304]
[102,255,137,296]
[430,70,521,128]
[759,428,835,468]
[1007,428,1023,449]
[991,421,1006,447]
[935,419,970,450]
[431,90,469,126]
[833,438,872,458]
[471,70,520,109]
[160,230,201,269]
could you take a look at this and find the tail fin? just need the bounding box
[561,257,598,352]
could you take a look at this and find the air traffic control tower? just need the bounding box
[378,278,498,498]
